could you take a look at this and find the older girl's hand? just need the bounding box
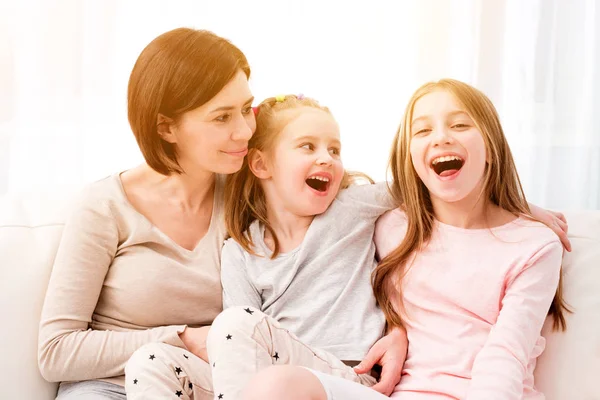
[354,326,408,396]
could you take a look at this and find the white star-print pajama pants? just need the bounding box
[124,341,214,400]
[206,306,377,400]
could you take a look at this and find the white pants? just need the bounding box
[308,369,390,400]
[124,342,213,400]
[207,306,377,399]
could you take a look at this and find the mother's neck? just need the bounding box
[148,165,215,212]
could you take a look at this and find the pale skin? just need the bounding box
[241,91,571,399]
[409,90,517,229]
[249,108,345,253]
[120,70,255,362]
[410,90,571,244]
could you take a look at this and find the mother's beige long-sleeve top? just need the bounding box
[38,173,226,387]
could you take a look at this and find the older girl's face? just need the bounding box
[164,70,256,175]
[409,90,487,205]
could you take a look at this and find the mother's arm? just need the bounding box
[38,191,187,382]
[175,239,263,363]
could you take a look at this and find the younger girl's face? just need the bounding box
[409,90,487,204]
[266,108,344,217]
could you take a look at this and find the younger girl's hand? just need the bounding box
[529,203,571,251]
[179,326,211,362]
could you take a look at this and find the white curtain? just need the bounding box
[1,0,598,209]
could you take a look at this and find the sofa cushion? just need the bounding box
[0,190,76,400]
[534,211,600,399]
[1,188,599,399]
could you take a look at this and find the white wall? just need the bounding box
[1,0,598,208]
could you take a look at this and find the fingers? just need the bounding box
[370,380,395,396]
[557,229,572,252]
[550,216,571,252]
[370,365,400,396]
[556,218,568,234]
[354,354,378,374]
[354,341,385,374]
[552,211,567,225]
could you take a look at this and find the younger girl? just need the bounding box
[244,80,568,400]
[205,95,407,399]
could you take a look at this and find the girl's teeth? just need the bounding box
[310,176,329,182]
[433,155,462,165]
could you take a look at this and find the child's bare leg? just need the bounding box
[242,366,328,400]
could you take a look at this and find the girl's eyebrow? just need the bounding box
[447,110,470,119]
[411,110,470,126]
[295,135,341,146]
[411,115,429,126]
[295,135,319,142]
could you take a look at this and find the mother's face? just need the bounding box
[162,70,256,175]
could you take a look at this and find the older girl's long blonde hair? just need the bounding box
[372,79,569,331]
[224,95,368,258]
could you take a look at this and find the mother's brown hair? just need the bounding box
[127,28,250,175]
[373,79,569,331]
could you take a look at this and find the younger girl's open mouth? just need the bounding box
[431,155,464,178]
[305,173,331,195]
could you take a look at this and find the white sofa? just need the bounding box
[1,189,599,400]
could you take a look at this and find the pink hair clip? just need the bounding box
[297,93,305,100]
[252,106,259,116]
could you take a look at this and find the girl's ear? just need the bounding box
[248,149,272,179]
[157,114,177,144]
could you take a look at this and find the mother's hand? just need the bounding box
[179,326,211,362]
[354,326,408,396]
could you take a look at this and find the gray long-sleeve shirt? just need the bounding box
[220,182,393,361]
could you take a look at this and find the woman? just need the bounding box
[38,28,255,399]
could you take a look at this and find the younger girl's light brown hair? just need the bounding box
[224,95,369,258]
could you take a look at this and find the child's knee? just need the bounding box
[208,306,263,343]
[125,342,171,375]
[242,366,327,400]
[242,366,293,399]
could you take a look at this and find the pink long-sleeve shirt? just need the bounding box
[375,209,563,400]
